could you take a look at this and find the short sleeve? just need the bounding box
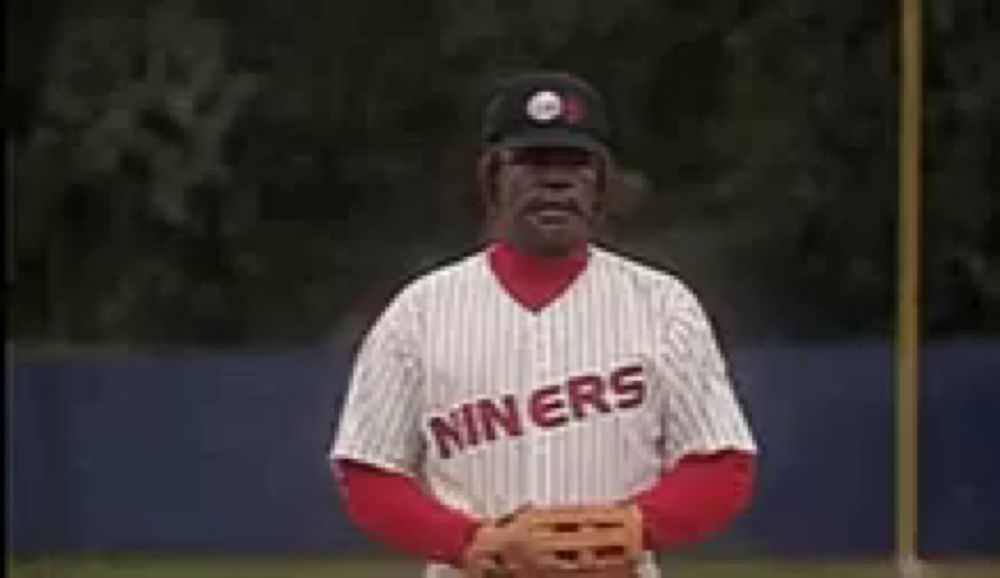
[331,287,425,475]
[655,282,757,466]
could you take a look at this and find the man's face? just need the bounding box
[491,146,602,256]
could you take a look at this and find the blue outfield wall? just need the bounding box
[8,341,1000,556]
[919,341,1000,556]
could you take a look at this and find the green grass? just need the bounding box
[8,556,998,578]
[662,560,997,578]
[10,556,411,578]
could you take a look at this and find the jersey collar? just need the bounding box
[487,241,590,312]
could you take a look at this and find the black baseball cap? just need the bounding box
[480,71,612,157]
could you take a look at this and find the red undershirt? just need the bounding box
[334,241,755,566]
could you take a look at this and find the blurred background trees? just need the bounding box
[7,0,998,347]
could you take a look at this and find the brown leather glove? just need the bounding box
[463,503,643,578]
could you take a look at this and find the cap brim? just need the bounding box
[498,129,608,157]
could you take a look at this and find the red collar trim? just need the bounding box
[487,242,589,312]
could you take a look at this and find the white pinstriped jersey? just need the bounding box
[332,245,756,578]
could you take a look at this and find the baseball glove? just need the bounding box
[464,503,643,578]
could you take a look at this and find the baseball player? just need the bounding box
[331,71,757,578]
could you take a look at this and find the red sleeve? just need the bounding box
[334,459,477,566]
[632,449,755,550]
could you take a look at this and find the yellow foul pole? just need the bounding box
[897,0,923,575]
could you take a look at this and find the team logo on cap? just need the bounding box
[526,90,563,123]
[562,95,585,124]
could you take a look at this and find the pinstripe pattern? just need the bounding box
[331,245,756,578]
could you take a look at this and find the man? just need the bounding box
[331,71,757,578]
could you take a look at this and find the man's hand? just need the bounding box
[463,503,643,578]
[464,521,518,578]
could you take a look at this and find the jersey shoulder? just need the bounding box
[591,246,721,346]
[387,248,489,306]
[590,246,697,305]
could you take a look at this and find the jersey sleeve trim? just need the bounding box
[329,447,418,478]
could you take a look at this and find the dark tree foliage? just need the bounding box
[7,0,998,347]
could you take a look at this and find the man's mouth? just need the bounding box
[536,206,574,218]
[527,206,579,228]
[526,201,580,221]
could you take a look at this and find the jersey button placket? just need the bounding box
[530,315,553,503]
[523,316,541,503]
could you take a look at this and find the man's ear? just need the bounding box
[477,148,502,214]
[593,154,614,214]
[477,148,508,243]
